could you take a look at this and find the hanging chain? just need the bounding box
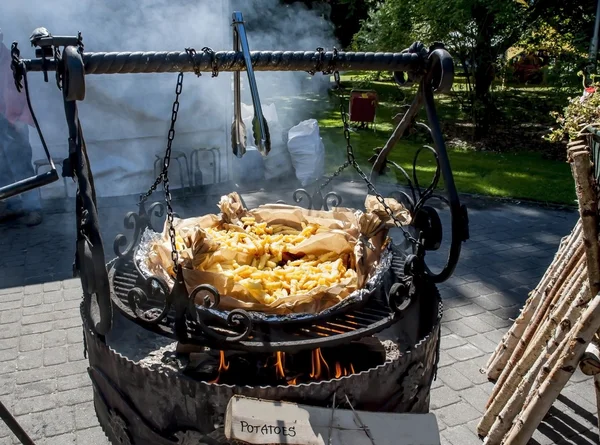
[333,71,419,245]
[185,48,201,77]
[202,47,219,77]
[139,71,184,271]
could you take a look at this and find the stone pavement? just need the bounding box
[0,180,593,444]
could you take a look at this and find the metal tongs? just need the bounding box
[231,11,270,157]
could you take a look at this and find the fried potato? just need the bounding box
[181,218,358,304]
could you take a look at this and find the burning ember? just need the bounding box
[193,342,384,386]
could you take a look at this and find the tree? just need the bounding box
[353,0,550,139]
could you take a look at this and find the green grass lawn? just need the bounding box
[313,74,577,205]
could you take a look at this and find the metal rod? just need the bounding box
[0,399,36,445]
[22,50,421,75]
[422,81,463,283]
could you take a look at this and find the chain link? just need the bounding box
[185,47,201,77]
[139,71,184,271]
[202,47,219,77]
[333,71,419,245]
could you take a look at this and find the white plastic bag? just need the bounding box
[241,103,293,181]
[287,119,325,186]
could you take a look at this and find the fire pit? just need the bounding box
[1,17,469,445]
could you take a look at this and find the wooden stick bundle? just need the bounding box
[477,254,586,438]
[484,240,584,407]
[503,291,600,445]
[477,141,600,444]
[484,222,582,381]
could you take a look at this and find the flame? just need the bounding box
[288,377,298,385]
[208,351,229,384]
[335,362,342,379]
[275,352,286,379]
[334,361,356,378]
[310,348,330,379]
[219,350,230,372]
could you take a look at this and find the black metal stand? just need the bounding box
[0,399,35,445]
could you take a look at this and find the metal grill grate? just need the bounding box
[109,251,410,353]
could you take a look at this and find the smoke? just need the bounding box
[0,0,338,197]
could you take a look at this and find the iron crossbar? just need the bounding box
[22,50,422,75]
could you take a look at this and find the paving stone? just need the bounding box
[57,387,94,407]
[54,317,83,329]
[451,357,491,386]
[442,308,462,322]
[444,320,478,337]
[22,304,54,316]
[19,334,43,352]
[44,347,68,366]
[39,433,77,445]
[23,284,43,295]
[75,403,100,430]
[458,315,495,334]
[434,401,481,427]
[58,372,91,392]
[75,426,110,445]
[442,424,482,445]
[44,330,67,348]
[440,334,467,351]
[478,312,512,329]
[0,310,21,325]
[466,333,498,354]
[42,406,75,437]
[438,353,456,368]
[15,379,57,399]
[459,385,490,414]
[20,322,54,335]
[0,323,21,339]
[455,303,485,317]
[446,344,484,362]
[430,386,461,409]
[66,328,84,345]
[16,350,43,370]
[22,294,42,307]
[0,349,17,362]
[438,367,473,391]
[43,281,62,292]
[13,394,57,416]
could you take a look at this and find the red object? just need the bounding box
[349,89,378,124]
[0,43,33,126]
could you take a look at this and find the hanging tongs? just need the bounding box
[231,11,270,157]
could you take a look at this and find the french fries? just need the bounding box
[188,217,357,304]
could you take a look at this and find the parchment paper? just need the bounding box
[145,193,406,315]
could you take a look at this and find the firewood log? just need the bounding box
[485,241,584,407]
[482,281,590,444]
[568,148,600,297]
[580,340,600,376]
[484,223,581,380]
[503,292,600,445]
[477,258,586,437]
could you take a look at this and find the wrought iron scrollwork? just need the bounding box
[277,188,343,211]
[189,285,253,342]
[368,44,469,283]
[113,201,168,259]
[127,275,172,324]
